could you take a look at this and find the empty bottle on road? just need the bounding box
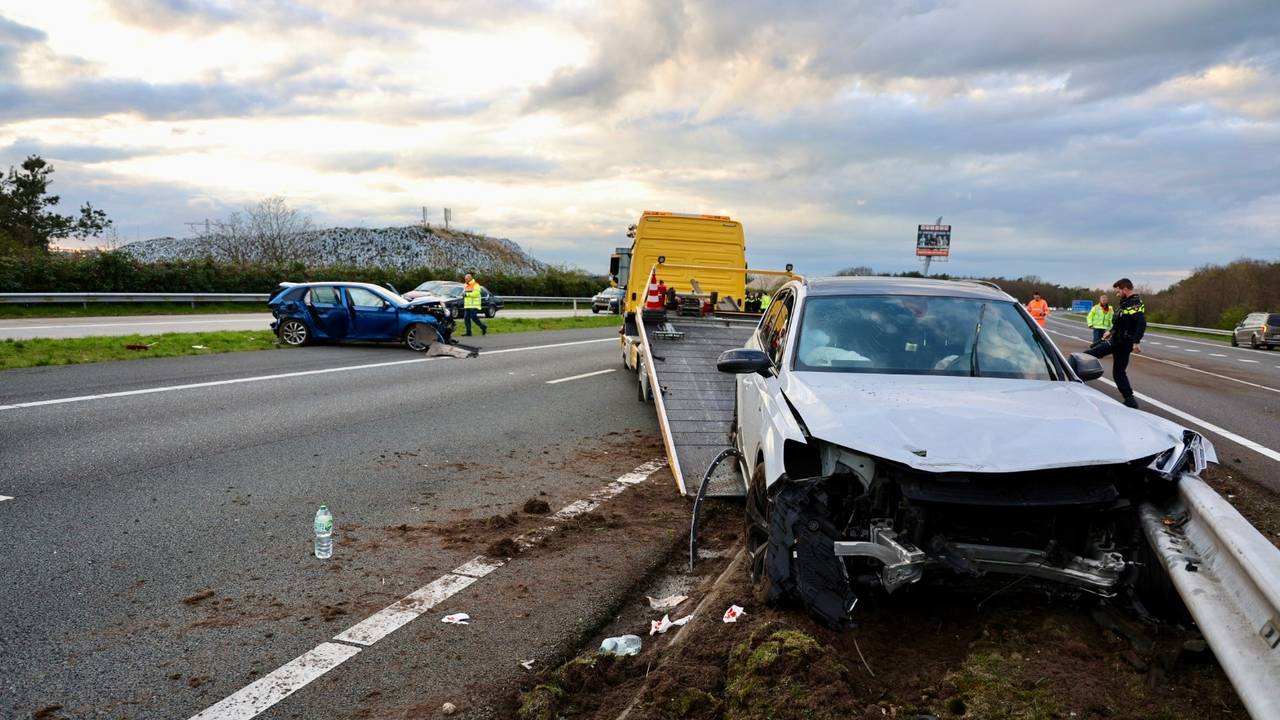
[314,505,334,559]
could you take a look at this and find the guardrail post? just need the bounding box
[573,298,578,317]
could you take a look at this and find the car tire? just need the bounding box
[592,307,600,314]
[404,323,435,352]
[485,307,496,319]
[1230,334,1238,347]
[746,461,781,604]
[1250,334,1261,350]
[278,319,310,346]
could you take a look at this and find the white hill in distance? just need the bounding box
[120,225,549,276]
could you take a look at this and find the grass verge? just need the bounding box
[0,302,266,318]
[1058,312,1233,344]
[0,315,620,370]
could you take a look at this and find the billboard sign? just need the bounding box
[916,224,951,257]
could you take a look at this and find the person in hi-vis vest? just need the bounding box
[462,273,487,337]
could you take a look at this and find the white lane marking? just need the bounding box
[1239,359,1259,364]
[188,642,361,720]
[189,458,666,720]
[1046,329,1280,395]
[0,337,615,412]
[1150,342,1162,345]
[0,495,12,502]
[1210,353,1227,357]
[1098,379,1280,464]
[1046,317,1278,356]
[1166,345,1181,350]
[0,317,267,332]
[546,368,616,384]
[1184,349,1198,353]
[333,573,479,647]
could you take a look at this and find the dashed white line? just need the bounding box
[1239,359,1259,364]
[1184,349,1199,353]
[187,458,666,720]
[1210,353,1227,357]
[546,368,616,384]
[1099,379,1280,464]
[0,495,12,503]
[0,337,615,412]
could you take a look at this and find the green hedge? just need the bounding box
[0,252,608,298]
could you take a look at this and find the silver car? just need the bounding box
[1230,311,1279,349]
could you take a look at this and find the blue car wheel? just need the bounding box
[404,323,435,352]
[278,318,310,346]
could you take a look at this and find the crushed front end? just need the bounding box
[759,432,1215,629]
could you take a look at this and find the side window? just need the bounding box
[310,286,340,305]
[348,287,386,309]
[767,293,795,367]
[758,297,785,348]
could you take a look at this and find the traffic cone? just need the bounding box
[644,273,664,310]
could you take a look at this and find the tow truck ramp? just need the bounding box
[636,310,756,498]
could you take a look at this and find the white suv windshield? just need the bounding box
[794,295,1060,380]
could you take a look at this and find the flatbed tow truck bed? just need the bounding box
[634,310,757,498]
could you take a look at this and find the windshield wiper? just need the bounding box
[969,303,987,377]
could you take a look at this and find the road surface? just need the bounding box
[0,327,674,719]
[0,309,586,340]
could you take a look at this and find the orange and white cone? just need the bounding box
[644,273,664,310]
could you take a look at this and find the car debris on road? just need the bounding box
[441,613,471,625]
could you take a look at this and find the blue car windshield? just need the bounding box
[793,295,1060,380]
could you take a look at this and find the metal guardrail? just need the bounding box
[1140,476,1280,719]
[0,292,595,308]
[1065,311,1232,337]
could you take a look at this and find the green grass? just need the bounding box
[1059,312,1231,344]
[0,302,265,318]
[0,315,620,370]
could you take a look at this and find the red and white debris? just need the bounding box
[722,605,745,623]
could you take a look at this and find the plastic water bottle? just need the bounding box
[599,634,642,656]
[313,505,334,559]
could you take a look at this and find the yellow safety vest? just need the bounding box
[464,282,482,310]
[760,293,772,310]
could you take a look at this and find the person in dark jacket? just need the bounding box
[1086,278,1145,408]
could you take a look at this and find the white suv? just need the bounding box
[717,276,1213,627]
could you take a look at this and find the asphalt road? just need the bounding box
[0,309,586,340]
[0,327,666,719]
[1045,315,1280,492]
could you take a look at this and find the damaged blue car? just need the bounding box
[268,282,455,350]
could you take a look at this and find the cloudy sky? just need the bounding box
[2,0,1278,288]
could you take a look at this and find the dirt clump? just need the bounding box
[522,497,552,515]
[182,590,215,605]
[721,623,863,719]
[486,537,520,558]
[32,705,65,720]
[519,652,645,720]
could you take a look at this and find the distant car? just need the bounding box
[403,281,505,318]
[1230,311,1279,349]
[592,287,623,314]
[268,282,453,349]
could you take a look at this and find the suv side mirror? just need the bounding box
[718,348,772,376]
[1068,352,1104,381]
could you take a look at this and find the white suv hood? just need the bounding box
[782,372,1189,473]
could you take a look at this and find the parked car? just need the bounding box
[268,282,454,349]
[403,281,505,318]
[1230,311,1279,349]
[592,287,624,314]
[718,276,1214,627]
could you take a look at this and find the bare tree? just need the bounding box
[194,196,313,264]
[836,265,876,276]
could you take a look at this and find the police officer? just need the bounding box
[461,273,487,337]
[1087,278,1144,408]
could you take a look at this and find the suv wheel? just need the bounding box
[1230,333,1239,347]
[1250,334,1261,349]
[485,306,496,318]
[278,319,310,346]
[746,462,780,603]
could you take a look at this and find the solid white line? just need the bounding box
[546,368,616,384]
[0,318,266,332]
[0,337,615,412]
[188,457,665,720]
[1099,379,1280,464]
[188,642,361,720]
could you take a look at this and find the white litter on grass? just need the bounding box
[441,613,470,625]
[649,614,693,635]
[647,594,688,611]
[191,345,210,349]
[520,659,536,670]
[722,605,745,623]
